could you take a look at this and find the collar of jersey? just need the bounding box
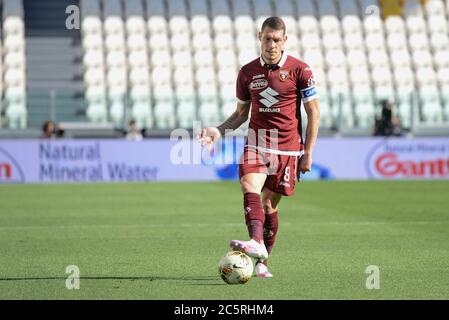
[260,51,288,69]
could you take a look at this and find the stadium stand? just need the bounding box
[0,0,448,135]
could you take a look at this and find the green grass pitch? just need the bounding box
[0,181,448,299]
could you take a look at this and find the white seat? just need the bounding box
[282,16,297,36]
[105,34,125,51]
[371,67,393,87]
[82,33,103,50]
[212,15,233,34]
[83,50,104,68]
[4,52,25,69]
[437,68,449,86]
[416,67,437,88]
[128,50,148,68]
[104,16,125,35]
[148,16,167,33]
[427,15,448,34]
[393,67,415,87]
[195,67,216,85]
[170,33,190,51]
[153,84,176,129]
[420,87,443,123]
[285,36,300,57]
[216,50,237,68]
[424,0,446,16]
[301,33,321,50]
[433,50,449,68]
[406,16,426,34]
[147,15,167,33]
[255,16,269,32]
[129,68,150,86]
[82,16,102,35]
[412,50,433,68]
[387,33,408,51]
[363,16,384,35]
[238,50,257,67]
[127,34,146,51]
[173,67,194,87]
[176,85,197,127]
[408,33,430,51]
[303,50,324,70]
[234,16,255,34]
[151,66,172,86]
[149,34,170,51]
[151,50,171,68]
[192,33,213,51]
[342,16,362,34]
[3,16,24,36]
[4,69,25,87]
[217,67,236,85]
[368,50,390,68]
[325,50,346,68]
[85,86,108,122]
[352,87,375,128]
[169,16,190,35]
[322,34,343,50]
[390,50,411,68]
[84,67,105,87]
[106,51,126,68]
[430,33,449,51]
[365,33,386,51]
[344,33,364,50]
[3,34,25,52]
[298,16,319,34]
[385,16,405,34]
[236,33,257,51]
[327,68,349,87]
[320,16,341,35]
[191,15,211,35]
[126,16,146,35]
[214,33,234,50]
[193,50,214,68]
[374,85,395,101]
[349,67,371,86]
[346,50,368,68]
[198,84,220,124]
[107,67,127,88]
[172,50,192,69]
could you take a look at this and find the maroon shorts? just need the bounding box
[238,147,301,196]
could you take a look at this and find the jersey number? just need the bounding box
[284,166,290,182]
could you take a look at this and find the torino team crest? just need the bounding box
[279,69,289,81]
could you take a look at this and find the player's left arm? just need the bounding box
[299,99,320,173]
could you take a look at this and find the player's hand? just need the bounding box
[299,153,312,173]
[196,127,221,150]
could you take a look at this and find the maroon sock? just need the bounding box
[243,192,265,242]
[263,211,279,257]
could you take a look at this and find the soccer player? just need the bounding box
[198,17,320,278]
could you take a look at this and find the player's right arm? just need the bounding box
[197,102,251,147]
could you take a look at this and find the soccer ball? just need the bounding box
[218,251,254,284]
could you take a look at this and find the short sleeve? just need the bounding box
[236,68,251,104]
[297,64,318,103]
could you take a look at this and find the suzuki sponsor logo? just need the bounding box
[367,141,449,179]
[249,79,268,90]
[0,147,25,183]
[259,87,280,112]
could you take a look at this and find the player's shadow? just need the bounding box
[0,275,220,283]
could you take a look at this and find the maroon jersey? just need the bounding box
[236,53,317,155]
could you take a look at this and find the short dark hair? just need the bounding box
[261,16,286,34]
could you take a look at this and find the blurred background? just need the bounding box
[0,0,448,183]
[0,0,448,138]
